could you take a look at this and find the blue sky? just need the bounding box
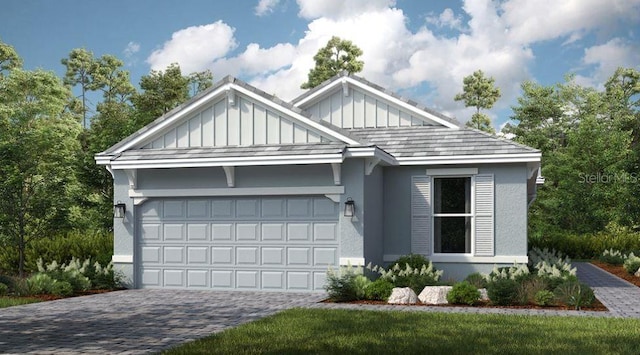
[2,0,639,129]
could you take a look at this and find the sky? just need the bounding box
[2,0,639,130]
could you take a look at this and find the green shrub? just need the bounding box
[487,278,519,306]
[623,254,640,275]
[447,281,481,306]
[27,273,56,295]
[554,280,595,310]
[464,272,487,289]
[12,279,32,297]
[0,282,8,296]
[364,279,394,301]
[36,258,90,292]
[534,290,555,306]
[325,265,365,302]
[369,255,443,294]
[353,275,371,300]
[599,249,626,265]
[0,274,14,290]
[50,281,74,297]
[516,276,548,305]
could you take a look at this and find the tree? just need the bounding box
[0,40,22,76]
[61,48,97,128]
[91,54,136,105]
[188,69,213,98]
[454,70,501,134]
[132,63,190,127]
[0,68,82,276]
[301,36,364,89]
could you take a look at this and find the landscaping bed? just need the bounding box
[592,261,640,287]
[326,298,608,311]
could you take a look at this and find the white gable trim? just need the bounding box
[294,77,460,129]
[112,82,360,154]
[232,85,360,146]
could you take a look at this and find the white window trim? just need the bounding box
[431,174,475,256]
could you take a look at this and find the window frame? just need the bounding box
[431,175,475,256]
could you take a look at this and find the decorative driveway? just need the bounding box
[0,289,325,354]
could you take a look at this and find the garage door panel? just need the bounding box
[164,224,185,241]
[164,247,185,264]
[141,247,161,263]
[187,270,208,287]
[262,247,284,265]
[139,196,339,291]
[262,271,284,289]
[212,247,233,264]
[212,270,233,288]
[187,224,208,241]
[287,223,310,241]
[164,200,185,218]
[141,224,161,241]
[187,247,208,264]
[314,248,337,266]
[237,247,258,265]
[313,223,337,241]
[262,223,283,241]
[212,224,233,240]
[164,269,185,286]
[236,271,258,288]
[212,200,234,218]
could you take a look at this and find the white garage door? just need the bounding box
[137,196,339,291]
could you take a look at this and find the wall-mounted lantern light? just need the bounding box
[344,197,355,218]
[114,202,126,219]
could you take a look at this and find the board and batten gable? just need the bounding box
[140,94,331,150]
[301,88,434,129]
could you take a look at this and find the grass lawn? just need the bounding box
[0,296,41,308]
[163,308,640,355]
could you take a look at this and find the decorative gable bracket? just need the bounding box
[223,166,235,187]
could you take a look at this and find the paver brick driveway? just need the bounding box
[0,289,326,354]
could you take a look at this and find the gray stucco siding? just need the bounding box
[382,164,529,261]
[363,166,384,267]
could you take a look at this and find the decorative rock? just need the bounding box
[478,288,489,301]
[418,286,452,304]
[387,287,418,304]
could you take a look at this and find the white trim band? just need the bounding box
[129,186,345,198]
[108,154,344,169]
[112,255,133,263]
[383,254,528,264]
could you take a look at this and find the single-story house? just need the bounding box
[96,72,543,291]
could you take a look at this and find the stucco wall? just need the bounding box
[382,164,529,279]
[363,165,384,267]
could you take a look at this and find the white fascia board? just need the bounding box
[115,84,231,154]
[295,77,459,129]
[232,85,361,146]
[129,186,345,198]
[343,146,397,165]
[396,153,542,165]
[95,156,113,166]
[110,154,344,170]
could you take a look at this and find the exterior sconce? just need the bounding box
[114,202,126,219]
[344,197,355,218]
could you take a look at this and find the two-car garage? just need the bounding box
[137,196,339,291]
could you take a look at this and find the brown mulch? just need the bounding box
[325,297,608,312]
[591,261,640,288]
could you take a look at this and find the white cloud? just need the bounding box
[575,38,640,87]
[123,41,140,58]
[211,42,296,77]
[426,8,464,31]
[296,0,395,20]
[255,0,280,16]
[147,21,237,74]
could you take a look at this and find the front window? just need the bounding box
[433,177,471,253]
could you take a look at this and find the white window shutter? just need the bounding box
[411,176,431,256]
[474,174,494,256]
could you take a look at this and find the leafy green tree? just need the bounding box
[91,54,136,104]
[132,62,189,127]
[0,68,82,276]
[0,40,22,76]
[455,70,501,134]
[188,69,213,97]
[61,48,98,128]
[301,36,364,89]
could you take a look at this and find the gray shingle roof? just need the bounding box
[113,142,347,161]
[291,71,460,127]
[348,126,540,157]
